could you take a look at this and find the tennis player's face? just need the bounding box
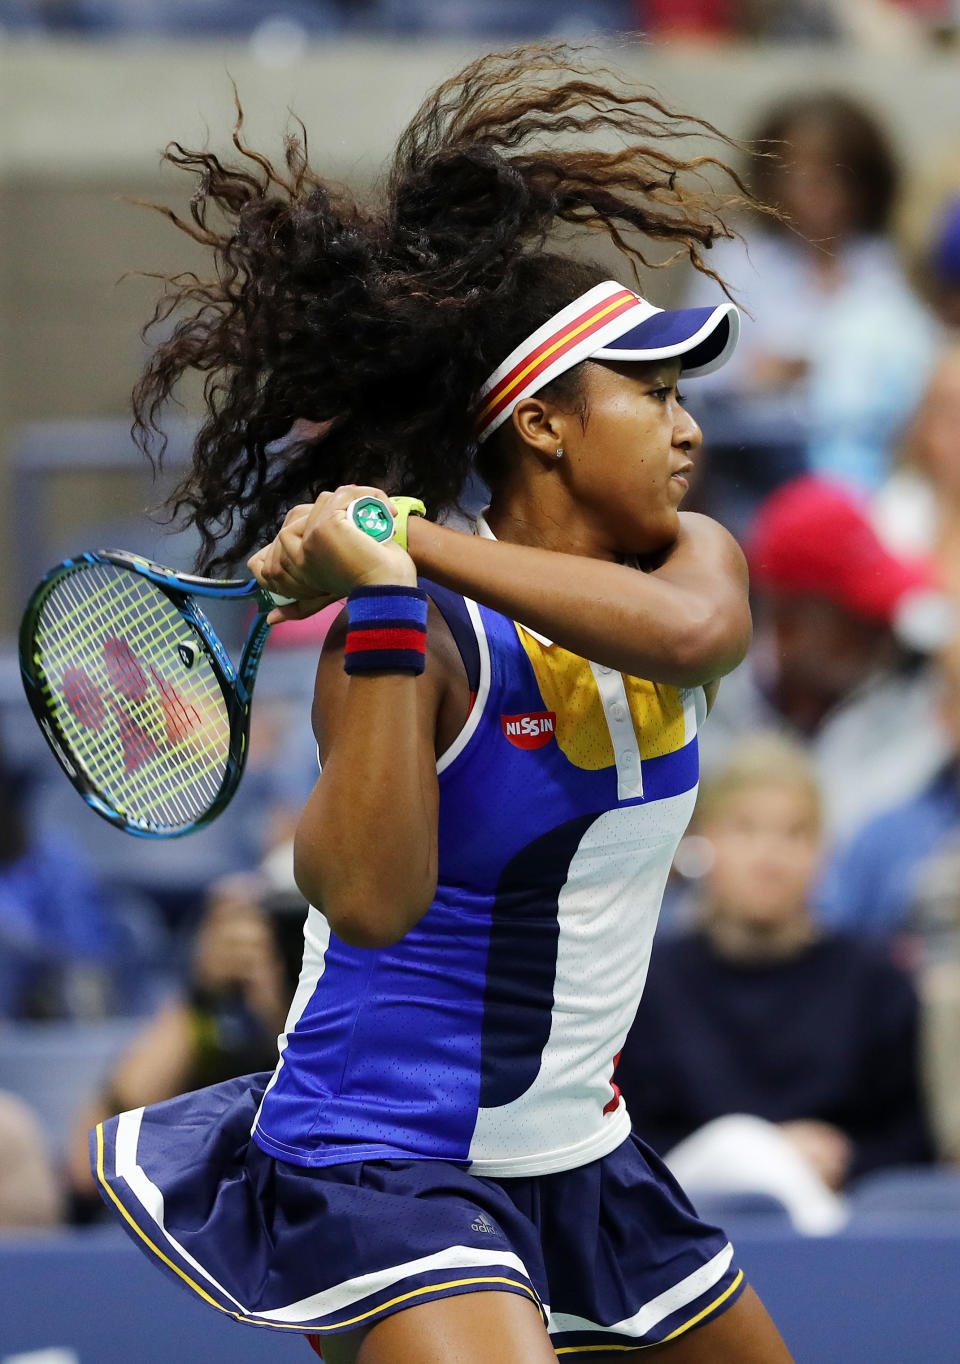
[568,358,702,557]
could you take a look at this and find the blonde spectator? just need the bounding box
[819,631,960,1161]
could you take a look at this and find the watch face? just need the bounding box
[351,497,395,542]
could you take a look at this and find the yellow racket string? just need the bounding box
[37,572,228,824]
[33,564,233,830]
[38,573,227,823]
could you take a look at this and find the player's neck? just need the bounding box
[485,479,618,562]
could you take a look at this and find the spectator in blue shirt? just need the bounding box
[817,629,960,963]
[0,749,123,1019]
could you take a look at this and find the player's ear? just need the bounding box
[510,398,566,466]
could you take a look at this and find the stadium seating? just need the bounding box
[688,1189,796,1229]
[0,1020,135,1166]
[847,1165,960,1219]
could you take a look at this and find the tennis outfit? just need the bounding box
[93,559,745,1354]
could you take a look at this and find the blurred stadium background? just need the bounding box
[4,3,960,1361]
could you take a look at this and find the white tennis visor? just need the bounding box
[475,279,740,443]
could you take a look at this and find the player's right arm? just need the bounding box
[295,611,449,948]
[249,486,451,949]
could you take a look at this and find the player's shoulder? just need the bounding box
[676,511,746,564]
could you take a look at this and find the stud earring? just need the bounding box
[555,447,564,459]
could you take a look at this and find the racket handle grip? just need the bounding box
[266,495,424,609]
[263,500,392,609]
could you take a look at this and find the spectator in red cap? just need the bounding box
[748,474,941,648]
[700,475,953,845]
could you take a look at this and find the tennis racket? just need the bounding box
[19,494,401,838]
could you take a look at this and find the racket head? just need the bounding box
[19,549,270,838]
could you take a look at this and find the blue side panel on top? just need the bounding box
[479,812,602,1108]
[629,736,700,805]
[255,899,495,1163]
[420,577,481,694]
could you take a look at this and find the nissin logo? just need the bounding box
[501,710,557,749]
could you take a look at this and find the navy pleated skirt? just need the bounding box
[92,1072,744,1356]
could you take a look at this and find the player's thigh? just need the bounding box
[320,1288,559,1364]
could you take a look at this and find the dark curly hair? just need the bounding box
[133,43,757,573]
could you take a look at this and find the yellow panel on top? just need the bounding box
[622,673,688,758]
[514,626,688,770]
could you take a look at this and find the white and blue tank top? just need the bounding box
[253,566,704,1178]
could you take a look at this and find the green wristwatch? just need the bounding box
[347,495,426,550]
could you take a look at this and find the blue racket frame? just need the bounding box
[19,548,283,838]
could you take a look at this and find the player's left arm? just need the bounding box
[406,510,751,688]
[646,513,751,700]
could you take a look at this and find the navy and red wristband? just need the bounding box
[344,585,428,675]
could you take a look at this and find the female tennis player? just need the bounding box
[93,45,793,1363]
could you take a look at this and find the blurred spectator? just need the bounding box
[739,0,840,39]
[686,89,937,534]
[0,745,131,1020]
[0,1090,65,1230]
[377,0,631,37]
[734,0,948,43]
[702,475,953,844]
[67,866,304,1213]
[636,0,845,42]
[616,734,933,1234]
[834,0,951,48]
[872,341,960,594]
[818,629,960,962]
[0,0,77,27]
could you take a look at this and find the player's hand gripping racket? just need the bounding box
[19,495,413,838]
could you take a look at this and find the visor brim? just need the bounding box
[590,303,739,377]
